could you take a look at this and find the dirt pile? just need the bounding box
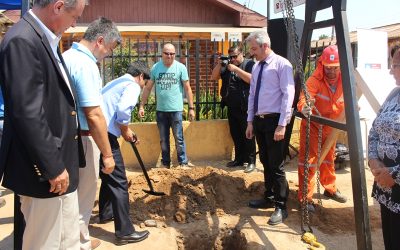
[127,166,265,224]
[124,164,382,249]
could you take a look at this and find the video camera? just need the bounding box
[219,55,231,67]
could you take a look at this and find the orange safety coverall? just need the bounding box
[297,60,344,202]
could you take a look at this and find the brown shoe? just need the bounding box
[91,239,101,249]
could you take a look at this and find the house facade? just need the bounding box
[61,0,267,106]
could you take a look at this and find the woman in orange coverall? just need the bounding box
[297,45,347,211]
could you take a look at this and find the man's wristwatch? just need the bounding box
[189,107,194,110]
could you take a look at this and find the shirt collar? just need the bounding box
[29,10,61,52]
[122,73,141,85]
[263,51,275,65]
[71,42,97,63]
[121,73,135,81]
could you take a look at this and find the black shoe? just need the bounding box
[267,208,288,225]
[115,230,150,245]
[248,199,274,209]
[244,163,256,173]
[324,190,347,203]
[226,160,243,168]
[298,201,316,213]
[307,203,316,213]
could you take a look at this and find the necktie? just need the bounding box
[253,61,265,115]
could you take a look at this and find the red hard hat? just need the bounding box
[321,45,340,66]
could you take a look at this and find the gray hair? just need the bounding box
[245,29,271,48]
[83,17,121,44]
[34,0,86,9]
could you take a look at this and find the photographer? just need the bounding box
[211,45,256,173]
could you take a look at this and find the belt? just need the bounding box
[80,130,91,136]
[0,117,3,121]
[255,113,280,119]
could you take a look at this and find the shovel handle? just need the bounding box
[129,141,155,191]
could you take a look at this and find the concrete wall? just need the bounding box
[120,119,234,169]
[119,118,347,170]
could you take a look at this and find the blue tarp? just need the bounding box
[0,0,21,10]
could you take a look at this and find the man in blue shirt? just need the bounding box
[63,17,120,250]
[139,43,195,168]
[100,61,150,245]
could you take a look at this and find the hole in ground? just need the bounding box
[178,227,247,250]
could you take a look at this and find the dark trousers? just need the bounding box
[381,204,400,250]
[99,133,134,237]
[227,106,256,164]
[253,115,289,209]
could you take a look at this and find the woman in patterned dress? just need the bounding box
[368,47,400,250]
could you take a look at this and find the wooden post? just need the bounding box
[317,71,365,167]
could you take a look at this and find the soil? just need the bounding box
[90,158,384,250]
[0,158,385,250]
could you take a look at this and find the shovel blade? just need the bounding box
[143,189,166,196]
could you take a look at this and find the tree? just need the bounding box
[318,34,329,40]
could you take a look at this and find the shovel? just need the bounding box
[129,141,166,196]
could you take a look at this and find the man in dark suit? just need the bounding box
[0,0,86,249]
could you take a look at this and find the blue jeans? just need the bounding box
[156,111,188,165]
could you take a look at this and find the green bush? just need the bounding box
[131,90,227,122]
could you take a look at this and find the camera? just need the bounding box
[220,55,231,66]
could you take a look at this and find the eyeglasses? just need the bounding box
[163,52,175,56]
[391,64,400,70]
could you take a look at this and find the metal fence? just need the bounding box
[94,37,245,122]
[64,36,342,122]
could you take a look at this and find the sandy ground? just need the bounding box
[0,157,384,250]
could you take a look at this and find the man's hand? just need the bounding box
[246,122,254,139]
[301,105,312,117]
[49,169,69,195]
[138,106,145,118]
[274,125,286,141]
[101,156,115,175]
[121,127,138,143]
[188,109,195,122]
[227,64,239,73]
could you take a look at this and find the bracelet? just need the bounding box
[189,107,194,110]
[139,107,144,110]
[102,154,113,159]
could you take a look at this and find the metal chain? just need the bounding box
[313,108,323,207]
[281,0,323,233]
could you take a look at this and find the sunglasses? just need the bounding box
[163,52,175,56]
[229,54,240,59]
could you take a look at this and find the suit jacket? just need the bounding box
[0,12,85,198]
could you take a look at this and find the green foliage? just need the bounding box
[112,45,132,79]
[102,42,132,83]
[195,90,227,120]
[131,95,157,123]
[103,40,157,83]
[130,90,227,123]
[304,59,316,80]
[318,34,329,40]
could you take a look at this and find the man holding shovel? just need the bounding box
[100,61,151,245]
